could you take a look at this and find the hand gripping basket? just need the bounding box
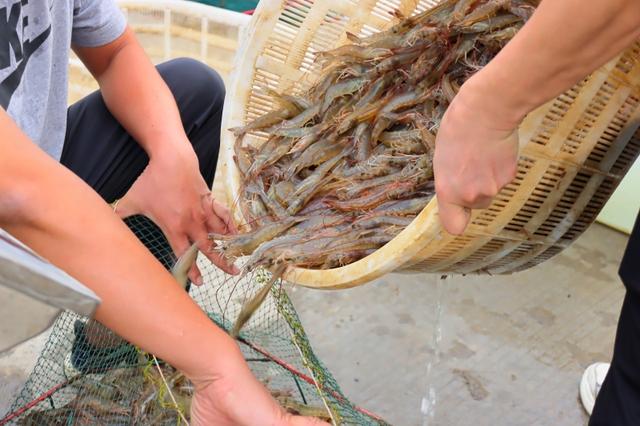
[221,0,640,289]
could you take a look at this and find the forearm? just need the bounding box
[77,28,188,158]
[0,111,237,382]
[463,0,640,126]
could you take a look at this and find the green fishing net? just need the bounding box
[0,215,388,425]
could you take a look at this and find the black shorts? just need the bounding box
[591,211,640,426]
[60,57,225,274]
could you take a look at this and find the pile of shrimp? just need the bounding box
[213,0,537,273]
[20,361,331,425]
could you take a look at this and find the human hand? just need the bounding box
[115,141,240,281]
[433,80,520,235]
[190,362,331,426]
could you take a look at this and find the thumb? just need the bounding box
[437,198,471,236]
[112,193,140,219]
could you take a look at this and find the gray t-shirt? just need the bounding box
[0,0,126,160]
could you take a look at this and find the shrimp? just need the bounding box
[274,104,321,130]
[228,0,530,272]
[451,0,476,22]
[209,217,303,258]
[354,73,396,110]
[353,215,415,229]
[441,72,460,103]
[380,85,435,116]
[247,137,295,177]
[316,45,393,64]
[409,47,441,84]
[171,243,199,289]
[458,14,522,34]
[271,180,296,206]
[263,88,307,113]
[321,249,376,269]
[233,139,253,175]
[340,153,400,180]
[367,49,422,77]
[248,194,269,226]
[402,25,439,47]
[231,264,286,338]
[287,174,335,216]
[373,196,433,215]
[354,122,373,162]
[459,0,512,26]
[479,24,522,45]
[291,149,347,199]
[230,106,297,137]
[371,115,393,145]
[326,180,416,212]
[288,124,325,153]
[509,1,536,21]
[320,77,369,114]
[246,180,288,219]
[284,138,346,179]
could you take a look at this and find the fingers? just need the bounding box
[163,193,241,282]
[437,198,472,236]
[190,226,240,277]
[196,237,240,276]
[112,193,139,219]
[204,206,229,237]
[211,197,238,234]
[198,195,240,275]
[434,168,505,235]
[187,257,202,286]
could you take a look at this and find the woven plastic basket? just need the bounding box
[221,0,640,289]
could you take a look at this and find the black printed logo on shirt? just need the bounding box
[0,0,51,108]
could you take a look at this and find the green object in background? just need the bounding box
[597,157,640,235]
[191,0,259,12]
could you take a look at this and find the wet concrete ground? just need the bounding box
[0,223,628,425]
[288,223,628,425]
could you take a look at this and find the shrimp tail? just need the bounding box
[231,264,286,338]
[171,243,199,289]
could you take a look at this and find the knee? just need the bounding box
[161,58,226,112]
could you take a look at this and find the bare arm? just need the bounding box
[0,110,326,426]
[434,0,640,235]
[463,0,640,127]
[0,108,237,380]
[73,27,185,158]
[73,28,238,281]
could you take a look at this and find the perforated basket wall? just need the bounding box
[220,0,640,289]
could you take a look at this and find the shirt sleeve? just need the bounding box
[71,0,127,47]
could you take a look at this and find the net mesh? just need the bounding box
[1,215,388,425]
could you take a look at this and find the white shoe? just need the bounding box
[580,362,610,415]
